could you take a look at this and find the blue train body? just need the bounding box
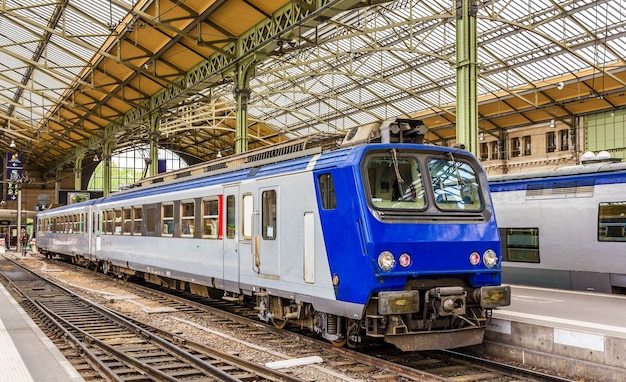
[37,122,510,351]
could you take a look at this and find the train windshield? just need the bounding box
[366,152,426,210]
[365,150,483,212]
[429,157,483,211]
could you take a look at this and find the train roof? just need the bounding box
[488,160,626,184]
[39,139,474,215]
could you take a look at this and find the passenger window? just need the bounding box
[500,227,540,263]
[262,190,277,240]
[242,194,253,239]
[146,206,157,235]
[123,208,132,234]
[114,209,122,234]
[318,173,336,210]
[202,198,219,239]
[598,202,626,242]
[181,200,195,237]
[226,195,235,239]
[162,203,174,236]
[105,211,114,234]
[132,207,142,235]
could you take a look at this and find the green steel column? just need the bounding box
[149,113,160,177]
[102,140,114,197]
[55,168,62,204]
[455,0,479,155]
[74,151,84,190]
[233,56,258,154]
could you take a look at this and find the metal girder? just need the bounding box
[50,0,380,175]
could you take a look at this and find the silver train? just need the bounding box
[489,152,626,294]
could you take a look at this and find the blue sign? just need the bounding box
[6,152,23,200]
[7,152,23,169]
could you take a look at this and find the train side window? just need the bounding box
[123,208,132,235]
[317,173,336,210]
[162,203,174,236]
[114,209,122,234]
[202,198,219,239]
[242,194,253,239]
[105,211,113,234]
[226,195,235,239]
[181,200,195,237]
[598,202,626,242]
[146,206,157,235]
[132,207,142,235]
[262,190,277,240]
[500,227,540,263]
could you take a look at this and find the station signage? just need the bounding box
[6,152,23,200]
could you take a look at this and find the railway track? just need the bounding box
[7,254,578,382]
[0,256,303,382]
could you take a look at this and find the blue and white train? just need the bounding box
[36,119,510,351]
[489,151,626,294]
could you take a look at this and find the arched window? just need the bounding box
[88,146,187,192]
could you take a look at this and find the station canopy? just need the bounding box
[0,0,625,176]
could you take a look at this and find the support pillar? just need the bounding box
[74,152,85,190]
[102,140,114,197]
[55,168,62,205]
[455,0,479,155]
[148,113,160,177]
[233,56,259,154]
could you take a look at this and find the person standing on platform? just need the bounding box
[20,228,28,256]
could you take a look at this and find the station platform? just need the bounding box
[486,285,626,381]
[0,253,84,382]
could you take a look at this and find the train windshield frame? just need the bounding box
[363,149,485,215]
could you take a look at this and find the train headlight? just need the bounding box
[398,253,411,267]
[378,251,395,271]
[483,249,498,268]
[469,252,480,266]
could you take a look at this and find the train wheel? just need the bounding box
[330,337,347,347]
[271,317,287,329]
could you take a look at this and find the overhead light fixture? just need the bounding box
[556,81,564,90]
[9,139,16,148]
[479,132,485,141]
[216,150,222,158]
[550,119,556,128]
[93,154,99,162]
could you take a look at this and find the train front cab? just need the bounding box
[319,145,510,351]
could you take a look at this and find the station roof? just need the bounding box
[1,0,625,176]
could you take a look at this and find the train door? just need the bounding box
[223,185,239,293]
[254,187,279,277]
[87,206,94,261]
[91,209,101,259]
